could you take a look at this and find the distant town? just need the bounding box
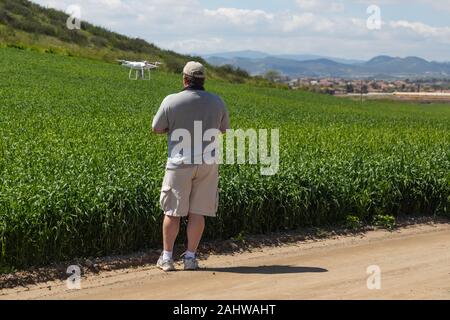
[282,77,450,96]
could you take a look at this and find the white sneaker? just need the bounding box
[157,255,176,272]
[183,257,199,271]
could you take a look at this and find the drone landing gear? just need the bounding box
[129,68,151,80]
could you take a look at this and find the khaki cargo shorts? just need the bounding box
[160,164,219,218]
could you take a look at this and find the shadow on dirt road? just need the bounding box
[201,265,328,274]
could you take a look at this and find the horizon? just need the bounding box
[197,50,449,63]
[30,0,450,62]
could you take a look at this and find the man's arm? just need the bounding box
[219,103,230,134]
[152,98,170,134]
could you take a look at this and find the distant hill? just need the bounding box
[274,54,364,65]
[204,51,364,65]
[361,56,450,76]
[203,50,270,60]
[0,0,250,83]
[205,52,450,79]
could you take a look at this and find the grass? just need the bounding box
[0,47,449,270]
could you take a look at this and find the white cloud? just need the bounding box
[204,8,274,26]
[283,13,336,32]
[161,37,224,53]
[390,20,450,42]
[97,0,122,9]
[296,0,345,12]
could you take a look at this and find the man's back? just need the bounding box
[153,89,230,168]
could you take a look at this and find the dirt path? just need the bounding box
[1,223,450,300]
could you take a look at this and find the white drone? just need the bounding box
[118,60,163,80]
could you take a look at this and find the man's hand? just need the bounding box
[153,128,169,134]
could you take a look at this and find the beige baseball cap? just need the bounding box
[183,61,206,79]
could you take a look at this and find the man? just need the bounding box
[152,61,230,272]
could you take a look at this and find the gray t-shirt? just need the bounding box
[152,89,230,169]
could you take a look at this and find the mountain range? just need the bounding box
[203,51,450,79]
[202,50,364,65]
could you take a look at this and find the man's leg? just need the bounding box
[163,215,181,253]
[184,164,218,270]
[157,215,181,272]
[186,213,205,253]
[158,167,193,271]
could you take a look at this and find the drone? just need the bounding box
[117,60,163,80]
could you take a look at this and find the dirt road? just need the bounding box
[2,223,450,300]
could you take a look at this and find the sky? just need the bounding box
[31,0,450,61]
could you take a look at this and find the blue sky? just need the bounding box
[32,0,450,61]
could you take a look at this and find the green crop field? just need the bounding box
[0,47,449,270]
